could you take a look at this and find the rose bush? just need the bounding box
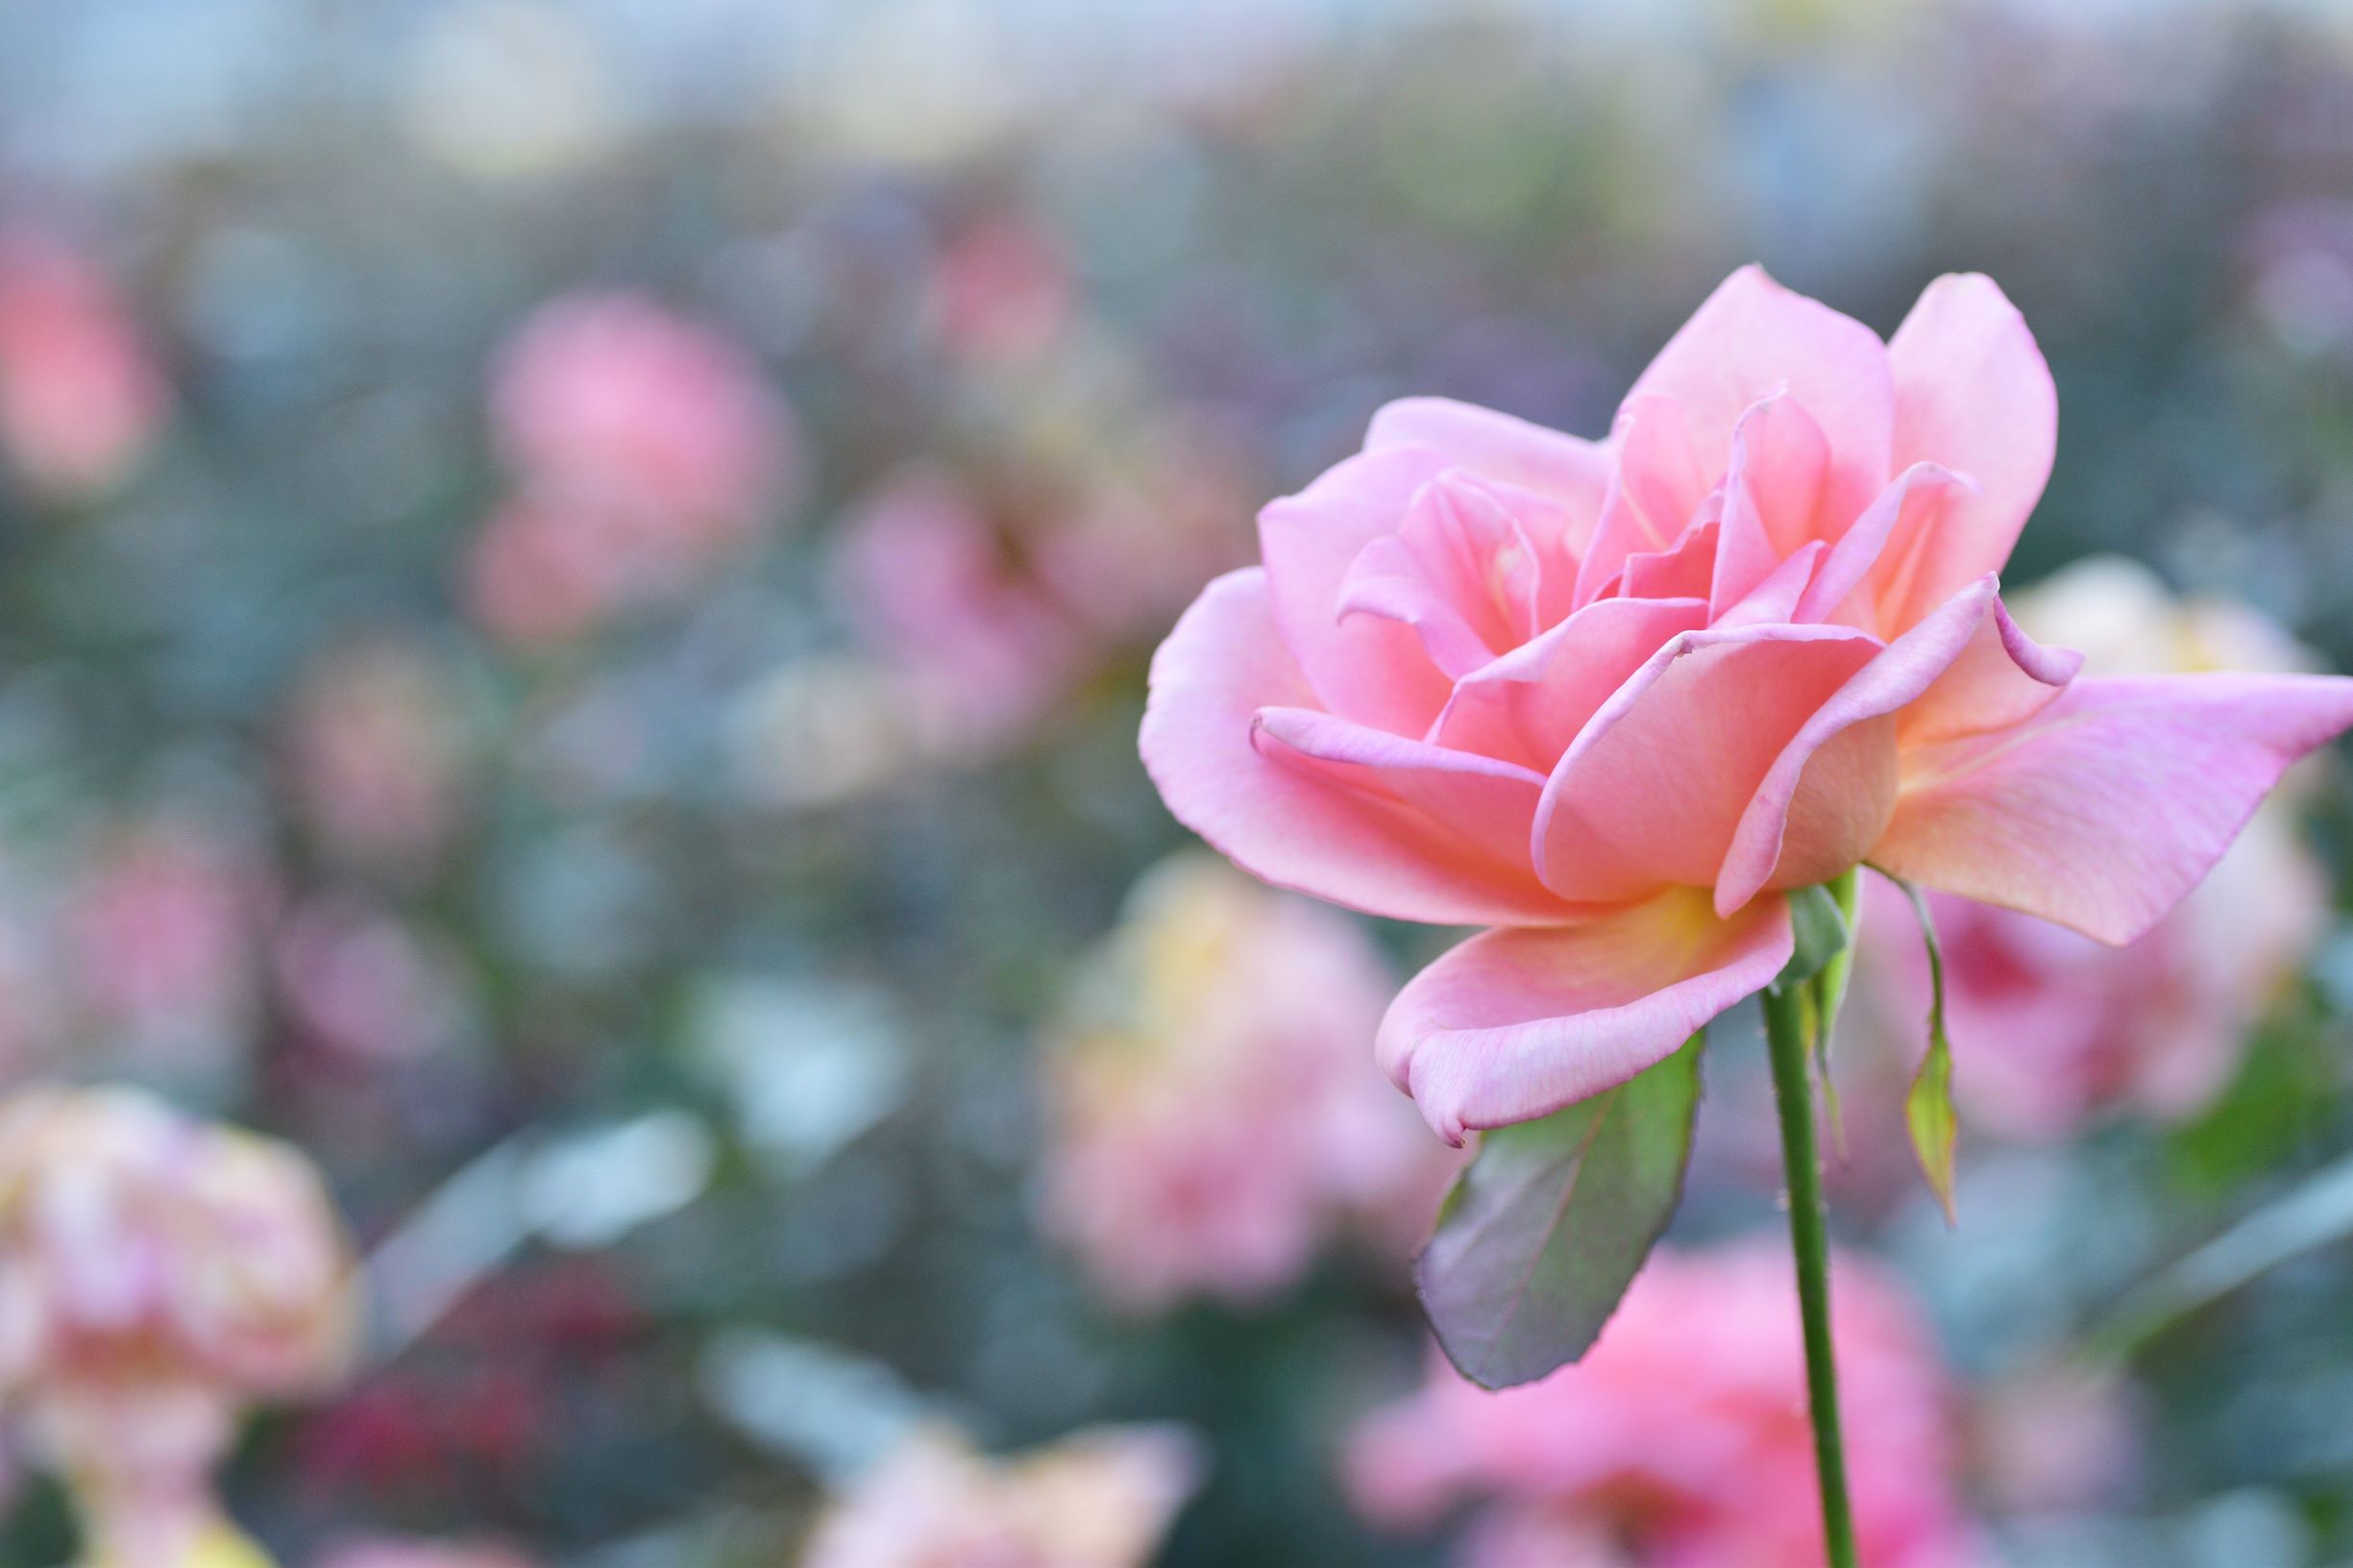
[1142,266,2353,1143]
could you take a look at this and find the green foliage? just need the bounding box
[1415,1034,1706,1389]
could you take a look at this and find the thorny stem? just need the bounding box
[1763,978,1859,1568]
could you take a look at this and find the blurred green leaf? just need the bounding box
[1414,1032,1704,1389]
[1885,872,1958,1225]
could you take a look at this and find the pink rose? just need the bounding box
[62,821,264,1072]
[835,467,1091,754]
[469,292,793,644]
[1345,1241,1985,1568]
[282,636,469,874]
[0,1087,355,1561]
[1141,265,2353,1142]
[1853,557,2335,1138]
[0,229,169,502]
[0,1088,355,1417]
[489,291,788,546]
[1039,856,1452,1311]
[273,897,472,1066]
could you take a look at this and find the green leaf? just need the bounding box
[1888,872,1958,1224]
[1775,881,1851,993]
[1414,1033,1705,1389]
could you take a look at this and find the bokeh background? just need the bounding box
[5,0,2353,1564]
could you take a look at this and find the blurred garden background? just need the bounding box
[6,0,2353,1564]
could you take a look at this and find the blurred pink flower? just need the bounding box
[1970,1361,2136,1519]
[1853,557,2334,1139]
[1346,1241,1982,1568]
[0,1086,355,1563]
[465,494,631,649]
[312,1540,535,1568]
[0,229,169,502]
[1032,422,1256,643]
[802,1423,1200,1568]
[931,215,1075,366]
[273,898,471,1066]
[62,821,263,1071]
[1139,265,2353,1145]
[283,637,469,874]
[470,292,792,645]
[1039,854,1453,1312]
[836,467,1091,754]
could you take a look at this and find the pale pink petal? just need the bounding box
[1627,265,1894,527]
[1253,707,1547,869]
[1573,394,1706,606]
[1259,447,1457,734]
[1336,472,1564,676]
[1873,673,2353,944]
[1896,596,2083,747]
[1712,393,1830,615]
[1533,625,1883,903]
[1336,533,1502,679]
[1715,576,2024,916]
[1875,274,2058,628]
[1379,888,1796,1140]
[1431,596,1712,772]
[1366,397,1612,528]
[1713,538,1826,629]
[1618,515,1721,602]
[1142,569,1570,925]
[1794,463,1973,626]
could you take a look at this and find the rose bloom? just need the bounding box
[1141,265,2353,1143]
[1346,1241,1982,1568]
[62,822,262,1073]
[930,214,1075,367]
[471,292,791,643]
[1039,854,1452,1312]
[0,1086,355,1566]
[283,636,469,874]
[835,467,1091,755]
[1853,556,2335,1138]
[0,229,169,502]
[802,1423,1200,1568]
[273,897,472,1066]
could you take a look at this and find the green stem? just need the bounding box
[1763,980,1859,1568]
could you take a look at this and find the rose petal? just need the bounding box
[1431,596,1712,772]
[1573,394,1707,607]
[1714,576,2022,917]
[1712,393,1830,615]
[1713,538,1826,629]
[1142,569,1571,925]
[1627,265,1894,528]
[1874,273,2058,628]
[1378,887,1796,1141]
[1872,673,2353,944]
[1618,515,1721,603]
[1253,706,1547,869]
[1794,462,1973,628]
[1336,471,1567,676]
[1896,594,2083,747]
[1260,446,1458,734]
[1532,624,1883,903]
